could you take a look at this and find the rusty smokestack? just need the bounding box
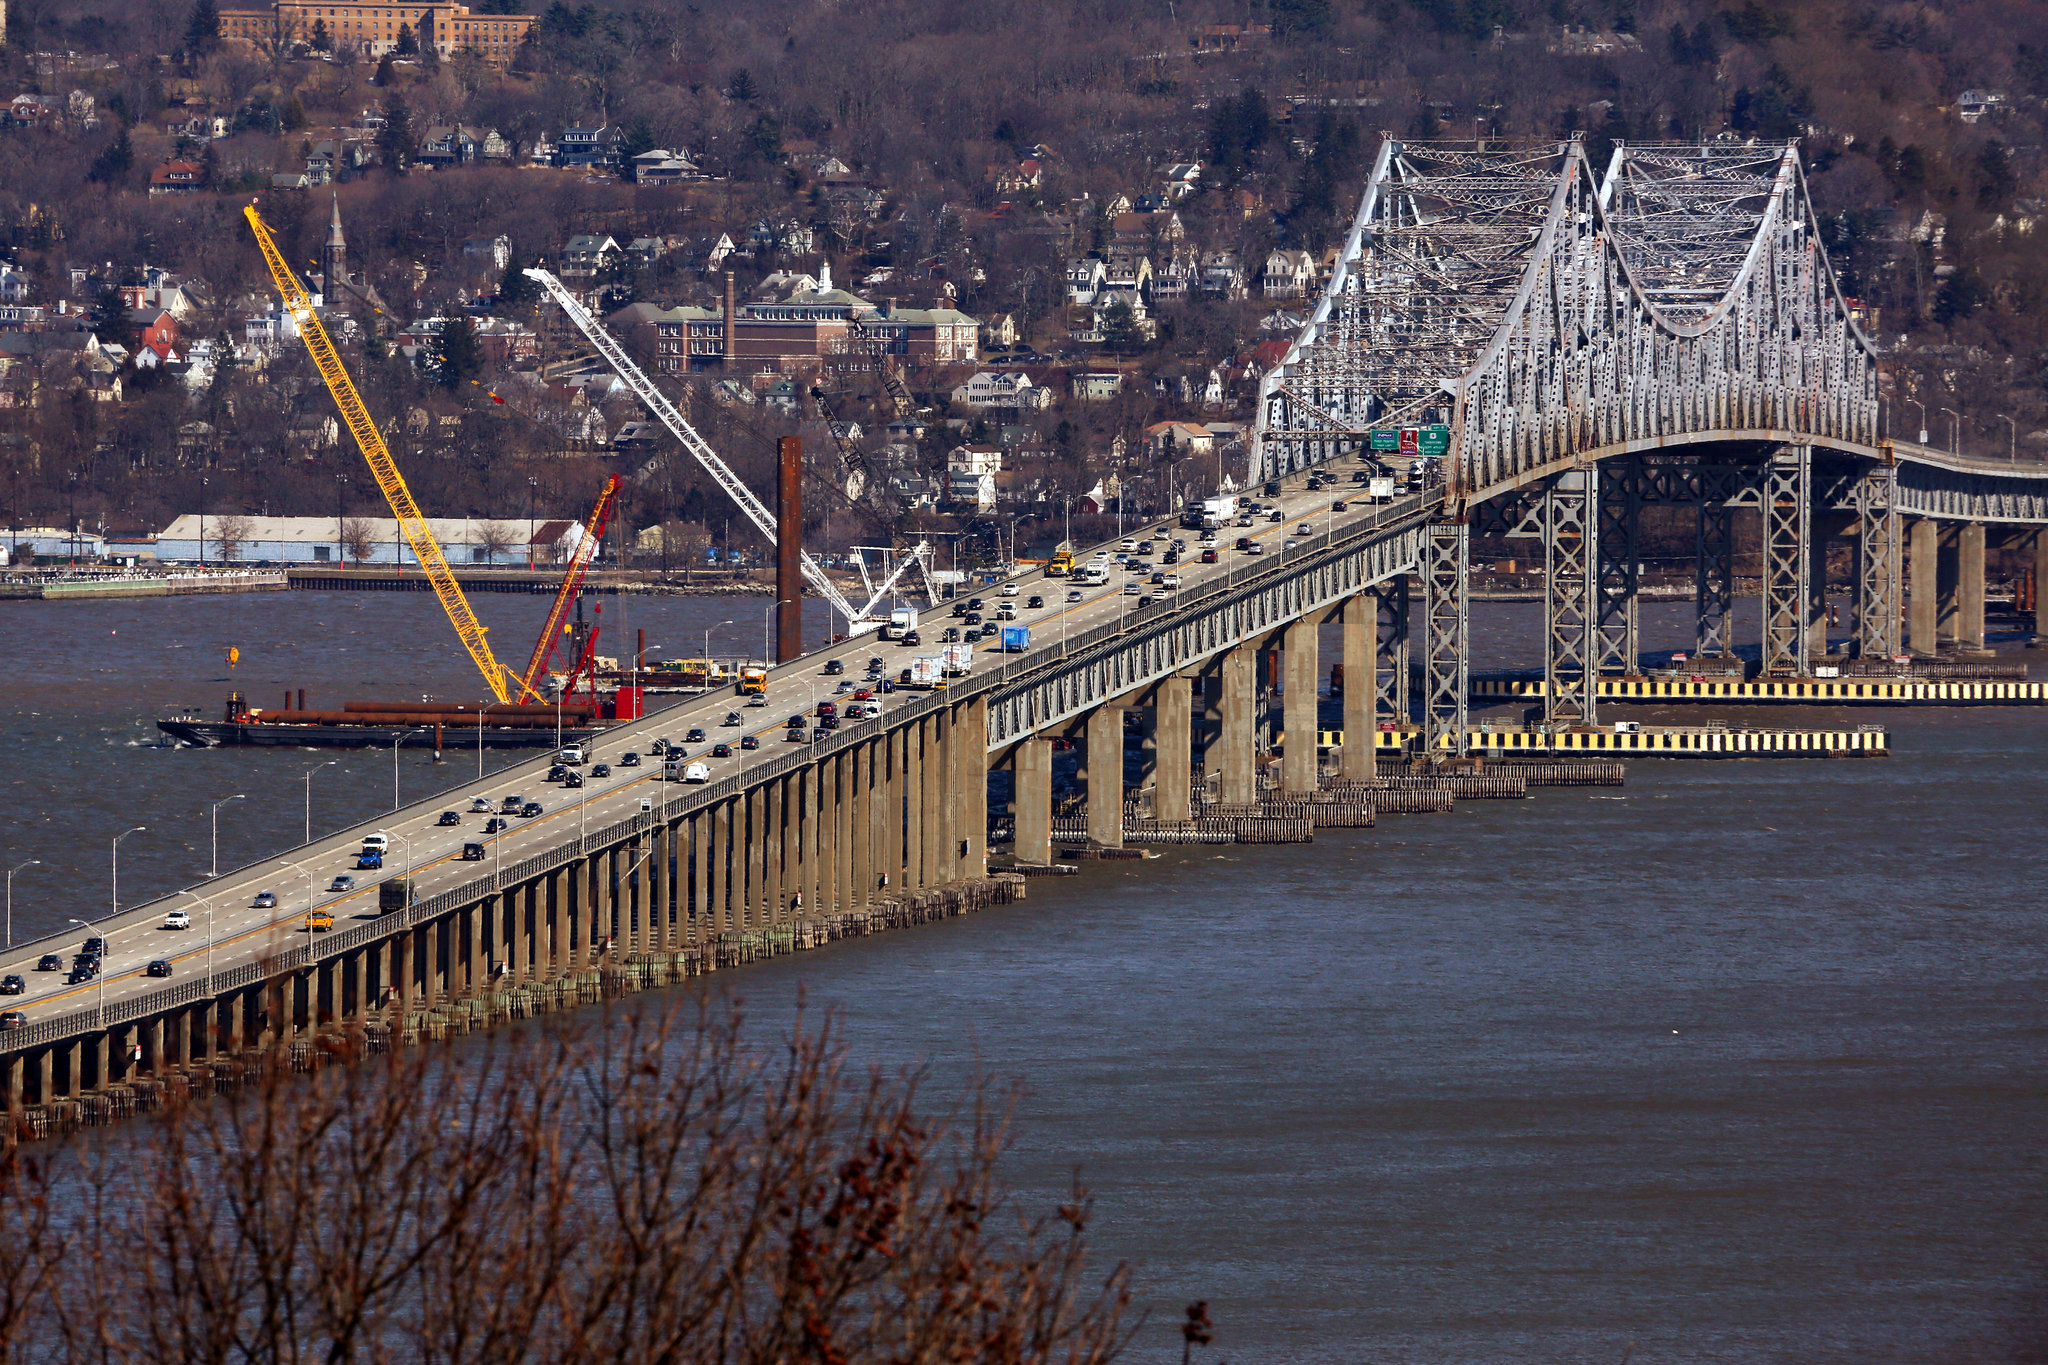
[776,435,803,662]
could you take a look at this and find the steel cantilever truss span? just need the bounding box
[1254,138,1882,501]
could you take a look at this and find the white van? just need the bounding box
[682,761,711,783]
[663,756,687,781]
[360,832,390,854]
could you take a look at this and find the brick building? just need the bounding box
[218,3,537,68]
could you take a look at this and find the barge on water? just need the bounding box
[157,690,643,750]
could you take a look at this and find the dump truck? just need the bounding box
[378,878,412,916]
[1046,542,1075,577]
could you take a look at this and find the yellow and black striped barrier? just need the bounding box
[1294,726,1890,758]
[1471,677,2047,705]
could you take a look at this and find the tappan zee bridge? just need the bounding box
[2,137,2044,1126]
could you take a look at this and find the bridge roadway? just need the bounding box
[0,458,1438,1084]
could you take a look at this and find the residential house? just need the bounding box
[1161,162,1204,200]
[270,172,311,191]
[1200,250,1248,298]
[946,445,1002,510]
[1261,249,1317,298]
[951,371,1049,411]
[304,137,367,184]
[419,125,508,166]
[1070,372,1124,401]
[557,234,622,281]
[556,124,623,168]
[1066,258,1108,306]
[147,160,206,196]
[130,308,182,353]
[979,313,1017,349]
[5,95,58,126]
[471,316,539,364]
[1143,420,1214,458]
[630,148,700,185]
[0,266,30,305]
[1956,90,2008,123]
[823,183,888,221]
[1191,22,1269,51]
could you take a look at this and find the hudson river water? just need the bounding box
[6,587,2047,1362]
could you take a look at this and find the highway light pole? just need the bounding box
[277,859,315,930]
[1999,414,2017,461]
[67,916,109,1017]
[112,825,145,921]
[1942,407,1961,457]
[173,889,211,991]
[705,618,734,669]
[391,731,423,810]
[209,793,245,878]
[6,859,39,949]
[1907,397,1929,445]
[302,761,337,844]
[477,701,505,779]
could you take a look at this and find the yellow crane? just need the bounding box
[243,203,513,703]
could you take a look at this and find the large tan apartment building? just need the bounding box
[218,3,538,68]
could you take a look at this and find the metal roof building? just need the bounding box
[144,515,588,567]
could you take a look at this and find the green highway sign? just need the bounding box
[1369,429,1399,452]
[1418,424,1451,458]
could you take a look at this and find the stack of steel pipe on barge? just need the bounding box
[156,690,641,749]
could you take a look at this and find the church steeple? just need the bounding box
[322,193,347,291]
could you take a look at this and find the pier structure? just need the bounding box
[9,137,2048,1129]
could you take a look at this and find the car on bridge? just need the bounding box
[501,794,526,813]
[163,909,191,930]
[740,734,760,750]
[146,958,173,978]
[591,763,611,778]
[1067,588,1085,601]
[462,842,487,861]
[824,658,845,675]
[305,911,334,932]
[1026,595,1044,608]
[35,954,61,972]
[619,752,641,767]
[1268,510,1285,522]
[520,802,544,818]
[785,726,807,743]
[0,975,23,995]
[564,772,584,789]
[357,850,384,870]
[483,818,508,834]
[0,1012,25,1031]
[66,964,96,985]
[437,810,461,827]
[1244,542,1266,555]
[470,796,494,813]
[253,892,277,909]
[711,743,732,758]
[685,727,708,744]
[329,874,356,893]
[723,711,744,726]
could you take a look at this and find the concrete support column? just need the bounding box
[849,746,872,909]
[1341,594,1376,781]
[1014,738,1053,865]
[1281,619,1319,793]
[32,1048,52,1105]
[1216,645,1255,804]
[918,719,941,887]
[1936,526,1961,645]
[1154,677,1193,822]
[647,824,668,951]
[1909,518,1940,655]
[704,802,726,938]
[961,698,988,879]
[761,780,784,925]
[55,1039,78,1099]
[744,788,765,928]
[834,754,856,904]
[689,813,710,942]
[900,727,923,891]
[1959,522,1986,650]
[931,718,954,885]
[2035,532,2048,641]
[1086,705,1124,848]
[395,931,414,1018]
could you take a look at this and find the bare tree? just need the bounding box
[474,520,520,564]
[212,513,255,563]
[340,515,379,565]
[13,1003,1134,1364]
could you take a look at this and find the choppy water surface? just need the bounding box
[6,588,2047,1362]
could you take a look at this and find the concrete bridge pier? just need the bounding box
[1086,704,1124,848]
[1282,618,1320,793]
[1154,676,1194,822]
[1340,594,1376,781]
[1909,518,1940,655]
[1216,646,1257,803]
[1958,523,1987,650]
[1013,739,1053,864]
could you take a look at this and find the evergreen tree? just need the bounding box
[616,116,656,179]
[87,126,135,184]
[184,0,220,54]
[377,97,414,171]
[1100,297,1139,354]
[434,316,483,387]
[497,246,534,307]
[90,286,138,355]
[283,95,308,131]
[726,68,758,102]
[374,52,396,85]
[309,17,330,50]
[394,22,418,56]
